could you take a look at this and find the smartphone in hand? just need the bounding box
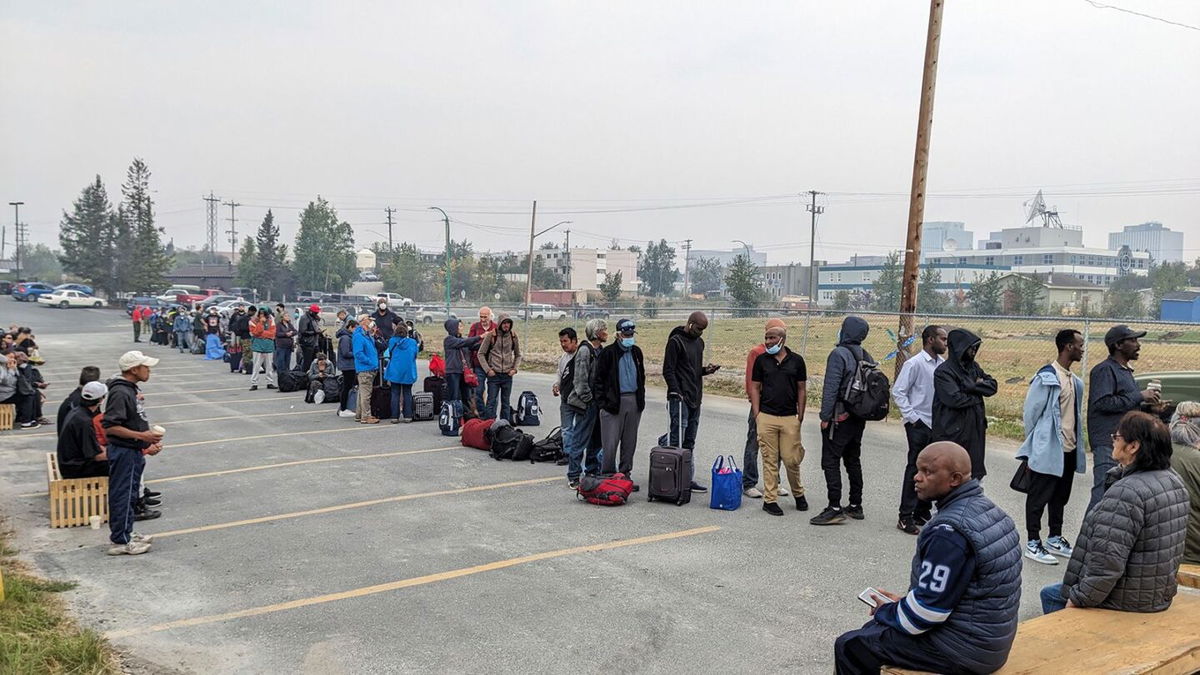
[858,588,887,608]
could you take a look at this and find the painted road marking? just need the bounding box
[151,476,563,538]
[17,446,461,497]
[168,424,389,449]
[105,525,720,639]
[150,395,298,409]
[16,409,333,439]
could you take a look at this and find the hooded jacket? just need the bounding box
[384,335,419,385]
[230,311,252,339]
[662,325,707,408]
[932,328,998,479]
[819,316,871,422]
[1017,363,1087,478]
[335,327,356,372]
[101,377,149,451]
[298,310,323,348]
[478,314,522,373]
[442,319,482,375]
[352,325,379,372]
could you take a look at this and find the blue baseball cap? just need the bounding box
[616,318,636,335]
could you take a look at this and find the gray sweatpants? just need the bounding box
[600,393,641,476]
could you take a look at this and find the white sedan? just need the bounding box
[38,290,104,308]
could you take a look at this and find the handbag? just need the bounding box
[1009,459,1034,494]
[463,367,479,387]
[709,455,743,511]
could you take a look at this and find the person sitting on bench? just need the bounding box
[834,442,1021,675]
[56,381,109,479]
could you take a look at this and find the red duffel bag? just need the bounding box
[461,418,495,450]
[576,473,634,506]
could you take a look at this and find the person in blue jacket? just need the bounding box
[351,315,380,424]
[172,309,192,353]
[335,320,357,418]
[384,320,419,423]
[1017,329,1087,565]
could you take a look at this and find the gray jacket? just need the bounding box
[819,316,870,422]
[1063,467,1188,612]
[0,366,17,400]
[567,341,600,411]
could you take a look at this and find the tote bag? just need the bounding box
[709,455,743,511]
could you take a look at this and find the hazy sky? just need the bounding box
[2,1,1198,266]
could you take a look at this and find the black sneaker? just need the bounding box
[568,479,580,490]
[555,457,569,466]
[249,385,258,391]
[143,488,162,499]
[763,502,784,516]
[266,384,277,390]
[133,508,162,521]
[795,495,809,511]
[845,504,865,520]
[809,506,846,526]
[143,496,162,507]
[897,517,920,535]
[914,512,931,527]
[689,481,708,494]
[630,483,640,493]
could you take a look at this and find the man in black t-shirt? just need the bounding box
[749,325,808,516]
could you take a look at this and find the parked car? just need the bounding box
[215,299,256,317]
[12,282,56,302]
[1134,371,1200,409]
[520,303,568,320]
[228,287,259,303]
[54,283,95,296]
[177,288,224,305]
[359,271,379,282]
[38,289,104,308]
[414,305,457,324]
[0,281,11,295]
[295,290,323,303]
[125,296,171,315]
[573,305,610,320]
[376,292,413,307]
[199,294,240,308]
[156,286,200,303]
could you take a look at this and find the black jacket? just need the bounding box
[372,309,400,341]
[275,320,297,350]
[298,311,322,348]
[1087,356,1145,449]
[102,377,149,451]
[230,312,252,339]
[594,343,646,414]
[932,328,998,478]
[57,405,103,475]
[56,387,83,436]
[662,326,706,407]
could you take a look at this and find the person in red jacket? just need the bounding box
[131,306,143,342]
[467,307,495,416]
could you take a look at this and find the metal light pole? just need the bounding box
[430,207,451,316]
[524,208,571,326]
[8,202,23,281]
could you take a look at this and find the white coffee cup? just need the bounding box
[1148,380,1162,393]
[89,515,101,530]
[151,425,166,437]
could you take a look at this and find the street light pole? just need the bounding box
[430,207,451,316]
[8,202,23,281]
[523,206,572,327]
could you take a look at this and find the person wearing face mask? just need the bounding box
[749,325,808,516]
[931,328,998,481]
[372,299,399,343]
[593,319,646,486]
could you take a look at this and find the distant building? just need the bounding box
[997,272,1107,316]
[166,262,236,290]
[535,247,638,293]
[760,263,818,299]
[1160,291,1200,323]
[688,246,767,268]
[816,258,1006,307]
[923,221,975,256]
[1108,222,1184,263]
[355,249,377,270]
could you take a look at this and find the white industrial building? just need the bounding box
[1108,222,1185,263]
[535,247,639,293]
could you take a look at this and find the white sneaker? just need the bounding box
[337,409,356,418]
[1045,535,1074,558]
[778,485,790,497]
[107,541,151,556]
[1024,540,1058,565]
[314,390,325,405]
[743,487,763,498]
[131,532,153,543]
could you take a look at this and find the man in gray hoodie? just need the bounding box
[812,316,872,526]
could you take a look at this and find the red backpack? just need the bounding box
[461,418,495,450]
[577,473,634,506]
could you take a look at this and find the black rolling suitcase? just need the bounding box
[647,398,692,506]
[423,375,445,412]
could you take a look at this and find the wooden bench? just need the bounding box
[0,403,14,430]
[1180,563,1200,590]
[46,452,109,528]
[884,589,1200,674]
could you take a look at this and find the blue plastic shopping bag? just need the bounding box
[709,455,743,511]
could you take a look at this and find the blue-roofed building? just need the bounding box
[1160,291,1200,323]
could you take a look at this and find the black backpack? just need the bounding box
[529,427,564,463]
[513,390,541,426]
[490,425,534,461]
[841,346,890,421]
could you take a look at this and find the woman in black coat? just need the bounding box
[932,328,998,479]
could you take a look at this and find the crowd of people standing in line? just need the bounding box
[42,303,1200,671]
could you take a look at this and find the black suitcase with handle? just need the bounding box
[647,398,692,506]
[423,375,445,412]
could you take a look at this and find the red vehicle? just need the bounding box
[176,288,225,305]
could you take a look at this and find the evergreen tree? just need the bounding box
[1149,261,1188,318]
[58,176,119,296]
[254,210,288,299]
[1103,286,1144,319]
[638,239,678,296]
[381,243,432,300]
[121,158,171,293]
[967,271,1003,316]
[688,256,724,295]
[869,251,903,312]
[22,244,63,281]
[292,197,357,292]
[1007,276,1046,316]
[833,290,852,310]
[600,271,623,303]
[237,236,258,288]
[725,253,763,316]
[917,266,948,314]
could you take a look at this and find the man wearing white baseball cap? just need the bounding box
[102,351,164,555]
[56,381,109,480]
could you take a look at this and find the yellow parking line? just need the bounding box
[169,424,387,448]
[152,476,563,539]
[105,525,719,639]
[16,409,333,440]
[17,446,461,497]
[150,395,297,409]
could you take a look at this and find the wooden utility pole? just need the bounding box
[896,0,944,378]
[524,200,538,326]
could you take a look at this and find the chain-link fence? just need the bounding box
[488,305,1200,430]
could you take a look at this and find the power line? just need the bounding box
[1083,0,1200,32]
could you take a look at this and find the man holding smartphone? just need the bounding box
[833,442,1020,674]
[660,311,720,494]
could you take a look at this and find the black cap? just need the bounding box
[1104,324,1147,348]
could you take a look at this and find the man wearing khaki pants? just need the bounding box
[748,325,808,516]
[351,315,380,424]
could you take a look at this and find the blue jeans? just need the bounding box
[273,347,292,375]
[175,330,190,352]
[563,402,602,480]
[473,366,488,414]
[1088,444,1115,512]
[107,445,145,545]
[1040,583,1068,614]
[658,398,701,484]
[743,408,759,489]
[446,372,468,407]
[486,373,513,421]
[390,383,414,419]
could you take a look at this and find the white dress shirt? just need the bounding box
[891,349,944,427]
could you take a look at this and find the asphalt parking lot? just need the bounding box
[0,301,1088,673]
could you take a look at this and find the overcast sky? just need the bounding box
[2,1,1197,266]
